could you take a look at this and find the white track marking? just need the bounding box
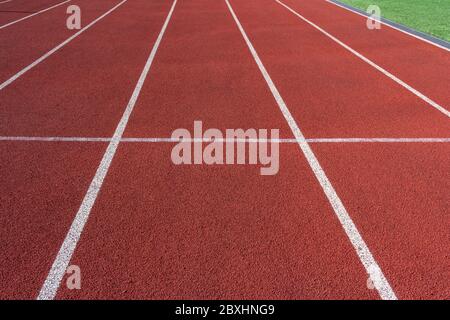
[305,137,450,143]
[37,0,178,300]
[225,0,397,300]
[275,0,450,118]
[325,0,450,52]
[0,0,71,30]
[122,137,450,143]
[1,136,450,143]
[0,0,13,5]
[0,136,111,142]
[0,0,126,90]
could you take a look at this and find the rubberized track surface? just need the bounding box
[0,0,449,300]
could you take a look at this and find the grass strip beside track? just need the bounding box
[338,0,450,42]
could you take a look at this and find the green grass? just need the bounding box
[338,0,450,42]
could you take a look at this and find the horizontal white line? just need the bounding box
[0,136,111,142]
[0,0,71,30]
[0,136,449,143]
[123,137,450,143]
[305,138,450,143]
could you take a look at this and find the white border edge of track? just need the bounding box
[225,0,397,300]
[0,0,127,90]
[36,0,178,300]
[325,0,450,52]
[0,0,71,30]
[275,0,450,118]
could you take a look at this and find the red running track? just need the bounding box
[0,0,68,25]
[281,0,450,108]
[0,0,121,83]
[0,0,449,300]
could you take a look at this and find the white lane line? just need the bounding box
[225,0,397,300]
[1,136,450,143]
[275,0,450,118]
[325,0,450,52]
[0,136,111,142]
[0,0,71,30]
[123,137,450,143]
[306,137,450,143]
[0,0,13,5]
[37,0,178,300]
[0,0,126,90]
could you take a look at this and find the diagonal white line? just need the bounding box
[1,136,450,143]
[275,0,450,118]
[325,0,450,52]
[0,0,127,90]
[36,0,178,300]
[0,0,71,30]
[225,0,397,300]
[0,0,13,5]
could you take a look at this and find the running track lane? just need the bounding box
[54,0,378,299]
[0,0,173,299]
[0,0,173,137]
[228,0,450,138]
[231,0,450,298]
[280,0,450,108]
[0,141,106,299]
[55,144,379,299]
[312,143,450,299]
[0,0,121,83]
[122,0,293,138]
